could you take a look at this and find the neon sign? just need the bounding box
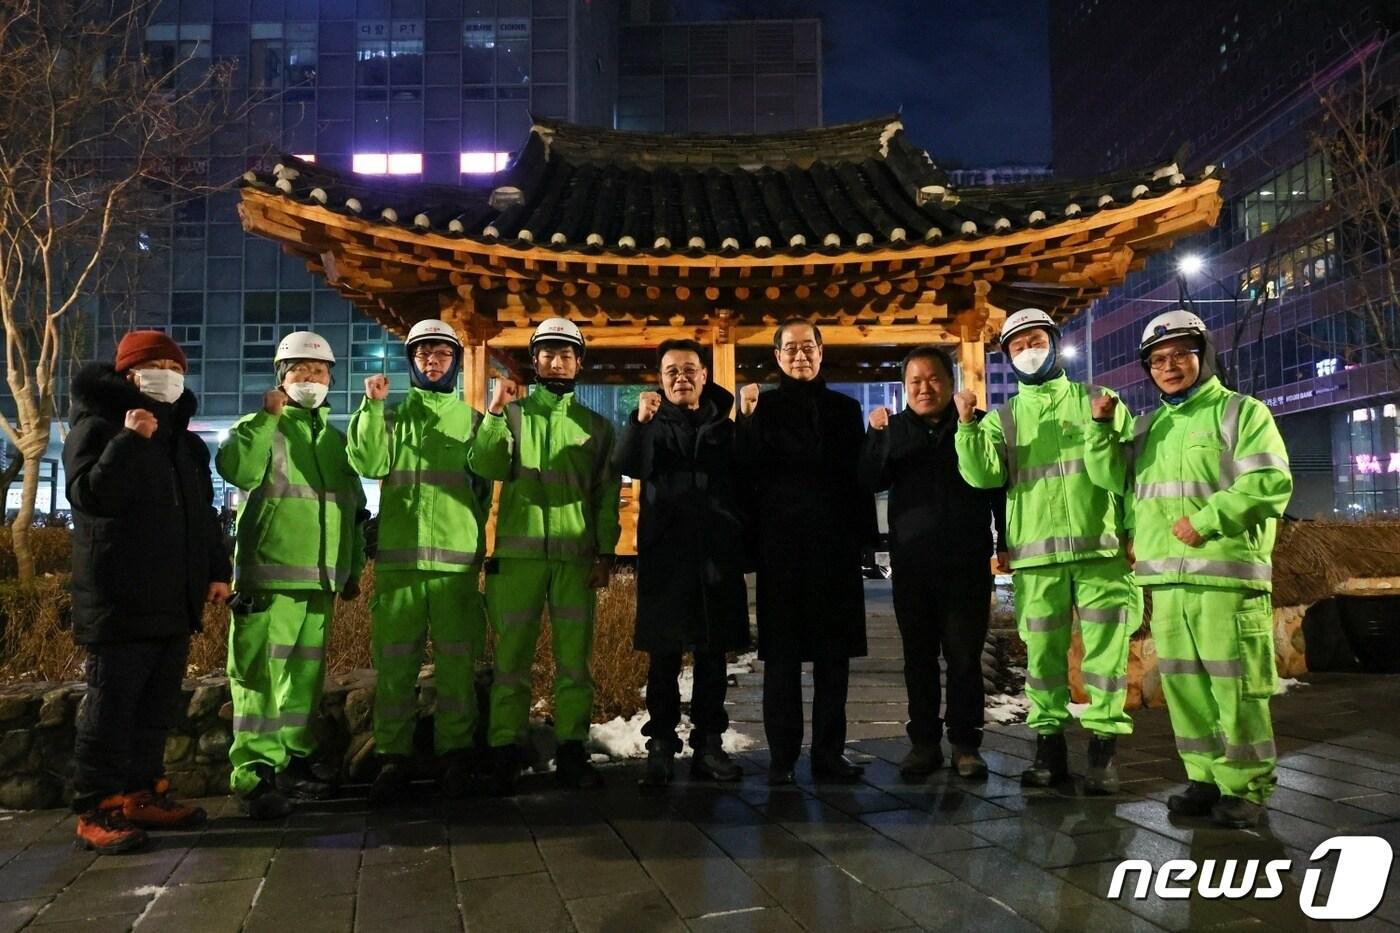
[1354,453,1400,474]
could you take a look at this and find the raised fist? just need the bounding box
[1091,392,1119,423]
[952,389,977,423]
[869,407,890,430]
[637,391,662,423]
[124,409,157,439]
[489,377,522,415]
[263,388,288,416]
[364,374,389,402]
[739,383,761,417]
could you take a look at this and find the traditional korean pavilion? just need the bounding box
[237,115,1222,412]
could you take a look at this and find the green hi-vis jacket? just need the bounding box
[216,406,367,593]
[1085,376,1293,592]
[471,385,620,563]
[954,373,1131,570]
[345,387,498,573]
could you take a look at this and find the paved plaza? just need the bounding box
[2,584,1399,932]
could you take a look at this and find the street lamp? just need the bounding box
[1177,253,1206,277]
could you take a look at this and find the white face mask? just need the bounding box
[1011,347,1052,376]
[286,382,328,409]
[135,369,184,404]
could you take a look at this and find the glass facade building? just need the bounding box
[1050,0,1395,518]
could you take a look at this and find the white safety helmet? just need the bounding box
[406,318,462,349]
[1139,309,1208,358]
[274,331,336,365]
[530,317,586,356]
[998,308,1060,347]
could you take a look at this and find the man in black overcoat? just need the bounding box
[737,319,876,785]
[616,339,752,788]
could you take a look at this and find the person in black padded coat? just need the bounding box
[64,331,231,853]
[616,339,751,789]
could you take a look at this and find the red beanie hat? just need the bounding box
[115,330,187,372]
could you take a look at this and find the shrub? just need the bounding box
[4,563,648,723]
[0,527,73,579]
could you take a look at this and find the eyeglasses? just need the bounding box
[412,350,455,365]
[1147,348,1199,371]
[662,366,702,380]
[779,342,820,359]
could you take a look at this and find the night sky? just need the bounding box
[673,0,1052,168]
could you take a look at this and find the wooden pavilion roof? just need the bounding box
[238,116,1222,383]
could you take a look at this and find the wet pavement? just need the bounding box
[1,583,1398,931]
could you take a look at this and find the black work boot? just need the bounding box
[1167,780,1221,817]
[1083,735,1120,795]
[690,734,742,782]
[555,741,603,789]
[898,744,944,781]
[368,754,413,807]
[276,755,335,801]
[638,741,675,790]
[489,745,522,797]
[239,765,293,820]
[439,749,481,799]
[1211,795,1264,829]
[1021,732,1069,787]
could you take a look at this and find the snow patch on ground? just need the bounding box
[589,712,757,760]
[130,886,166,897]
[984,693,1030,725]
[1276,677,1308,695]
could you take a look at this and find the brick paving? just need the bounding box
[2,582,1399,931]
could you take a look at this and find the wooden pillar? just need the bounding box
[709,310,737,397]
[958,325,988,409]
[464,339,488,410]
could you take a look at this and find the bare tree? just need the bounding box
[1314,32,1400,379]
[0,0,242,579]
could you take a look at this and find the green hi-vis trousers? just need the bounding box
[1152,584,1278,803]
[371,569,487,757]
[485,559,596,747]
[228,591,333,795]
[1014,554,1138,737]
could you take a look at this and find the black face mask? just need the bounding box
[539,378,576,396]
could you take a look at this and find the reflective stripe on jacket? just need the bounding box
[955,374,1130,569]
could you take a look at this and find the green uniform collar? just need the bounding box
[1161,376,1226,414]
[528,384,573,410]
[407,385,461,410]
[1014,372,1072,400]
[281,404,328,426]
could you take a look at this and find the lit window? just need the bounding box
[388,153,422,175]
[460,152,511,174]
[1353,408,1372,423]
[1386,404,1398,419]
[353,153,387,174]
[352,153,421,175]
[293,154,316,163]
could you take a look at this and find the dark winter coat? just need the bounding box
[737,376,876,662]
[615,384,751,655]
[63,364,231,645]
[859,404,1008,575]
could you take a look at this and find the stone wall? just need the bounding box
[0,669,523,811]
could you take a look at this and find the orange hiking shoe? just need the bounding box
[123,779,207,830]
[75,797,149,854]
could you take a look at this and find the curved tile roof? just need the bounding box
[240,116,1218,258]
